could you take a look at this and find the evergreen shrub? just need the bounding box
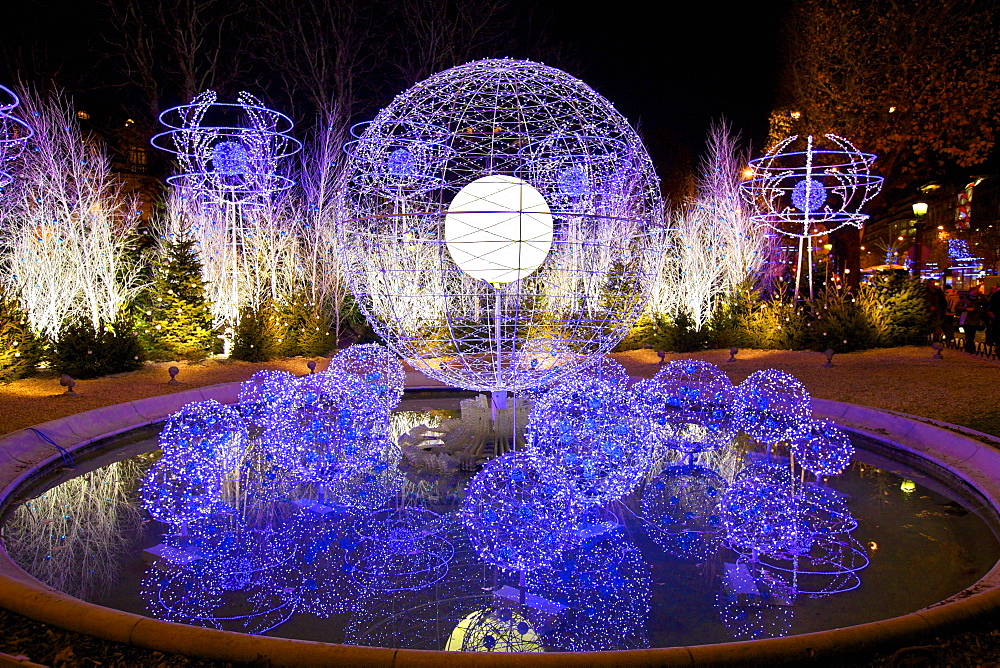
[135,238,216,361]
[230,302,280,362]
[51,320,145,379]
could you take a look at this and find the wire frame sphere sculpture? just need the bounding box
[460,451,577,573]
[641,464,727,561]
[719,475,804,557]
[525,529,651,651]
[340,58,665,392]
[633,360,739,457]
[526,374,656,509]
[790,419,854,477]
[0,85,32,189]
[740,134,883,299]
[734,369,812,446]
[152,91,300,206]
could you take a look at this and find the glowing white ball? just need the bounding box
[444,175,553,285]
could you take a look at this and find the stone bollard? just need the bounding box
[59,374,80,397]
[168,366,181,385]
[822,349,835,368]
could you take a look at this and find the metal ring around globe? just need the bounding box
[155,100,296,136]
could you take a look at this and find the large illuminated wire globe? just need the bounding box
[341,58,665,392]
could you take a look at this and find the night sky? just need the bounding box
[1,0,789,184]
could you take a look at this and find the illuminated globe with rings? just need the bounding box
[340,58,664,391]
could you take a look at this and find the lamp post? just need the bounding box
[912,202,928,279]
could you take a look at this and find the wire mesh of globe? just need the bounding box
[0,85,32,189]
[340,59,667,392]
[739,134,883,300]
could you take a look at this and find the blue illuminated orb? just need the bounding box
[460,451,577,572]
[791,178,826,213]
[633,360,739,456]
[790,419,854,476]
[525,529,651,651]
[210,140,250,175]
[526,373,655,509]
[641,464,727,561]
[734,369,811,445]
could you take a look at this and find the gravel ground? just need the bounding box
[1,346,999,665]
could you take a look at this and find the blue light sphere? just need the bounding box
[633,360,739,456]
[641,464,727,561]
[734,369,812,445]
[719,476,804,556]
[525,529,651,651]
[210,140,250,175]
[791,178,826,213]
[790,419,854,476]
[526,374,656,509]
[460,451,577,572]
[158,400,248,476]
[238,370,300,427]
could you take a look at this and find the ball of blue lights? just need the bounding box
[641,464,728,561]
[460,451,577,573]
[526,373,655,509]
[633,360,739,456]
[735,369,812,445]
[790,419,854,476]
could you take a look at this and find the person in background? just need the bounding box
[958,284,987,353]
[987,285,1000,347]
[925,280,947,340]
[943,284,958,341]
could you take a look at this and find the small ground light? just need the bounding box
[823,349,834,367]
[901,479,916,493]
[167,366,181,385]
[931,342,943,359]
[59,374,79,397]
[306,360,317,374]
[728,347,738,363]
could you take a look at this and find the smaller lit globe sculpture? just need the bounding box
[734,369,812,445]
[790,419,854,477]
[340,59,665,392]
[526,374,656,509]
[460,451,577,573]
[641,464,727,561]
[0,85,32,189]
[739,134,883,299]
[525,530,652,651]
[633,360,739,458]
[152,90,300,206]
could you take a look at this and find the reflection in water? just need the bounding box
[3,459,143,600]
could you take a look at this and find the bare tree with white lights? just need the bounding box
[0,88,142,339]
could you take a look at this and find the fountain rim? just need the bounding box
[1,380,999,666]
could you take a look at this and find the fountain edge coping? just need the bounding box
[0,382,997,666]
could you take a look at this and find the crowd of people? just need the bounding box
[926,280,1000,353]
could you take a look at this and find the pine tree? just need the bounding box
[136,238,216,361]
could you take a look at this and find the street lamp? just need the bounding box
[912,202,928,278]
